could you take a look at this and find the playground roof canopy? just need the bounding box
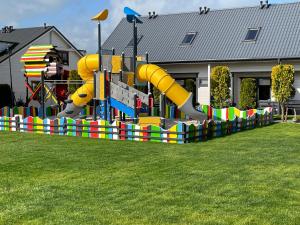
[102,2,300,64]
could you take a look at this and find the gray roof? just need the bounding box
[0,26,53,63]
[102,2,300,63]
[0,26,84,63]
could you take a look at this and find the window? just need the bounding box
[0,41,16,56]
[127,35,143,47]
[58,51,69,65]
[258,78,271,101]
[181,32,197,45]
[244,28,261,42]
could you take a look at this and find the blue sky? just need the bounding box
[0,0,297,53]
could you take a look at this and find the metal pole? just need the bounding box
[145,52,151,95]
[160,93,166,118]
[119,70,123,82]
[41,71,45,119]
[148,93,152,116]
[98,22,102,72]
[26,77,29,106]
[8,48,14,108]
[93,71,97,121]
[121,52,125,71]
[103,69,107,121]
[133,93,138,124]
[133,18,137,88]
[97,22,102,121]
[108,71,112,123]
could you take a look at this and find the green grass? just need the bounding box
[273,114,300,121]
[0,124,299,225]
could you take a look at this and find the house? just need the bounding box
[102,1,300,109]
[0,25,84,106]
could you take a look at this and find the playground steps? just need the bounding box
[139,117,162,127]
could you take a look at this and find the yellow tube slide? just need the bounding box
[137,64,191,108]
[71,54,99,107]
[137,64,205,120]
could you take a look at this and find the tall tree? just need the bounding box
[271,64,295,122]
[239,78,257,110]
[211,66,231,108]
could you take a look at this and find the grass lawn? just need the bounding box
[0,124,299,225]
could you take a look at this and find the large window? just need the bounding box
[58,51,69,65]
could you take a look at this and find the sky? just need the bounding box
[0,0,298,53]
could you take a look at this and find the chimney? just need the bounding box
[44,23,47,29]
[1,26,14,33]
[260,1,265,9]
[204,7,210,14]
[148,12,152,19]
[8,26,13,33]
[265,0,271,8]
[199,7,205,15]
[152,11,158,18]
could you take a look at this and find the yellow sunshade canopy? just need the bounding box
[91,9,109,21]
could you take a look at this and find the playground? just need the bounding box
[0,7,273,144]
[0,123,299,225]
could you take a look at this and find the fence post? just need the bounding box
[15,116,20,132]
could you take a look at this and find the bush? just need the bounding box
[68,70,81,94]
[211,66,231,108]
[239,78,257,110]
[271,64,295,121]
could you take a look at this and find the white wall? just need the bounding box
[157,60,300,106]
[0,28,82,104]
[158,63,210,105]
[293,72,300,101]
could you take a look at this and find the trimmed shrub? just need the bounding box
[271,64,295,121]
[239,78,257,110]
[211,66,231,108]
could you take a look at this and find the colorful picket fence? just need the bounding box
[151,104,273,122]
[200,105,273,121]
[0,106,95,118]
[0,112,273,144]
[1,105,273,123]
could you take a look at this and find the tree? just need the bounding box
[239,78,257,110]
[271,64,295,122]
[210,66,231,108]
[68,70,82,94]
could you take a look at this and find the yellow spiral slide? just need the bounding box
[58,54,205,120]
